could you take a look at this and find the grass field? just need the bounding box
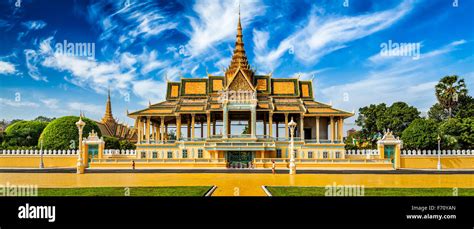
[266,186,474,196]
[37,186,212,196]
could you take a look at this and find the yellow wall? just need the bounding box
[0,156,77,168]
[401,156,474,169]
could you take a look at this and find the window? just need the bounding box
[198,149,203,158]
[167,151,173,159]
[323,151,328,159]
[308,151,313,158]
[141,152,146,158]
[182,149,188,158]
[276,149,282,158]
[335,152,341,158]
[152,152,157,158]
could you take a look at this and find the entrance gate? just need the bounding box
[227,152,253,168]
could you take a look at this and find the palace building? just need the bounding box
[126,12,354,168]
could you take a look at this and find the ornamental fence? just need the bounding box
[345,149,379,155]
[401,149,472,156]
[0,149,79,155]
[103,149,136,155]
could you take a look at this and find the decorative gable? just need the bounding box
[228,70,254,91]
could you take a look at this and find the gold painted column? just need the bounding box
[330,116,334,143]
[137,117,142,143]
[284,113,289,138]
[151,123,155,142]
[300,114,304,139]
[338,117,344,142]
[191,114,195,140]
[268,112,273,138]
[160,116,165,143]
[146,116,151,143]
[206,113,211,138]
[316,117,320,143]
[176,114,181,141]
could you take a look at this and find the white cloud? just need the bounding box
[0,98,39,108]
[132,79,168,106]
[40,98,59,109]
[254,0,414,72]
[0,61,16,75]
[21,20,47,30]
[185,0,265,56]
[67,102,103,115]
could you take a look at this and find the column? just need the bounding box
[338,117,344,142]
[276,121,279,138]
[223,105,228,138]
[160,116,165,143]
[200,121,204,138]
[269,112,273,138]
[316,117,320,143]
[146,116,151,143]
[191,114,195,140]
[300,114,304,139]
[137,117,142,142]
[206,113,211,138]
[176,114,181,141]
[187,115,191,138]
[251,107,256,138]
[284,113,289,138]
[151,123,155,141]
[212,116,216,135]
[263,113,267,136]
[331,116,334,143]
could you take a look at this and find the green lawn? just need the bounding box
[266,186,474,196]
[38,186,212,196]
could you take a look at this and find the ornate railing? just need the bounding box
[0,149,79,155]
[103,149,136,155]
[401,149,473,156]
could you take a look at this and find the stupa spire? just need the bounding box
[102,87,114,123]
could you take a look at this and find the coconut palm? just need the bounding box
[435,75,467,117]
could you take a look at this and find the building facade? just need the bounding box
[126,13,354,168]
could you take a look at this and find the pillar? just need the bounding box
[269,112,273,138]
[200,121,204,138]
[251,107,256,138]
[146,116,151,143]
[338,117,344,142]
[137,117,142,142]
[206,113,211,138]
[212,116,216,136]
[284,113,289,138]
[276,122,279,138]
[191,114,195,139]
[160,116,165,143]
[263,113,267,136]
[151,123,156,141]
[316,117,320,143]
[300,114,304,139]
[330,116,334,143]
[223,105,228,138]
[187,115,191,138]
[176,115,181,141]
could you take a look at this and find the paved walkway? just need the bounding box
[0,173,473,196]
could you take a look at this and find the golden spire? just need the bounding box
[225,3,254,86]
[102,88,114,123]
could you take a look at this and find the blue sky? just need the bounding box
[0,0,473,130]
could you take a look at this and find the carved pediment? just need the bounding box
[228,71,254,91]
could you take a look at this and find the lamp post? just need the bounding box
[75,115,86,174]
[288,117,297,175]
[39,139,44,168]
[437,134,441,170]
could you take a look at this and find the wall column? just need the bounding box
[316,117,320,143]
[191,114,195,140]
[300,114,304,139]
[284,113,289,138]
[206,113,211,138]
[176,115,181,141]
[160,116,165,143]
[269,112,273,138]
[223,105,228,138]
[330,116,334,143]
[251,106,256,138]
[146,116,151,143]
[137,117,142,143]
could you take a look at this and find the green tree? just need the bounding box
[119,140,136,150]
[39,116,101,149]
[34,116,55,122]
[435,75,467,117]
[439,117,474,149]
[104,136,120,149]
[2,121,48,148]
[401,119,439,149]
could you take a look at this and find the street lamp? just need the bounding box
[75,114,86,174]
[288,117,297,175]
[437,134,441,170]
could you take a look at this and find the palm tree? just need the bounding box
[435,75,467,118]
